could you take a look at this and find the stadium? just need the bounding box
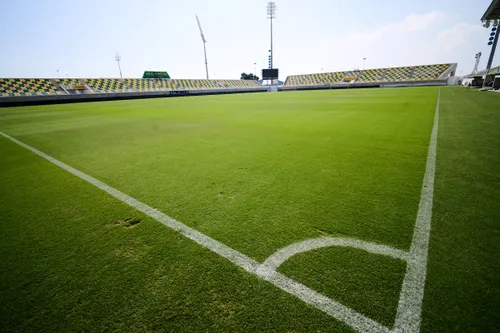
[0,1,499,333]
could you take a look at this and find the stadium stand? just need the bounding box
[195,79,209,89]
[463,65,500,89]
[0,63,456,103]
[357,68,386,82]
[287,73,325,86]
[225,79,262,88]
[341,71,360,83]
[122,78,164,92]
[0,77,264,105]
[383,66,413,82]
[284,63,456,87]
[464,65,500,77]
[84,78,128,93]
[0,78,64,96]
[411,64,450,80]
[168,79,188,90]
[55,78,81,86]
[160,79,261,90]
[321,72,343,84]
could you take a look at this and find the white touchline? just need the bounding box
[392,89,440,333]
[0,88,439,333]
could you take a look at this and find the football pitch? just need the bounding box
[0,87,499,332]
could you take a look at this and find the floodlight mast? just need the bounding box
[486,26,499,70]
[473,52,482,74]
[196,15,209,80]
[115,53,122,78]
[267,2,276,70]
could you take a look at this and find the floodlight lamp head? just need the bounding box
[115,53,121,62]
[267,2,276,19]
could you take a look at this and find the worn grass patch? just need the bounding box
[111,217,142,228]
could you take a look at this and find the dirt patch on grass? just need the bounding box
[111,217,142,228]
[313,226,347,236]
[207,291,245,321]
[313,226,333,236]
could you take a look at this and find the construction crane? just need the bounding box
[196,15,209,80]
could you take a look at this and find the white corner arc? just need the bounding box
[258,236,410,278]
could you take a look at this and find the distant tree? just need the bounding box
[240,72,260,81]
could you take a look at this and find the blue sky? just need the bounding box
[0,0,495,79]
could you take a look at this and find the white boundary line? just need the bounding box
[392,89,440,333]
[0,89,439,333]
[258,89,440,333]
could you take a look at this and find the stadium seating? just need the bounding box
[168,79,188,90]
[286,73,317,86]
[225,79,262,88]
[322,72,344,84]
[153,79,170,90]
[122,79,164,91]
[357,68,386,82]
[411,64,450,80]
[197,79,222,89]
[284,63,455,87]
[342,71,360,82]
[55,78,81,86]
[0,78,63,96]
[0,77,263,98]
[285,71,345,86]
[83,79,128,93]
[161,79,261,90]
[383,66,413,82]
[0,62,456,97]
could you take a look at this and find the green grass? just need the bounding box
[422,88,500,333]
[279,247,407,327]
[0,87,498,332]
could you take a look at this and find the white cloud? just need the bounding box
[279,10,486,78]
[433,23,483,52]
[346,11,446,45]
[303,11,450,72]
[403,11,446,32]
